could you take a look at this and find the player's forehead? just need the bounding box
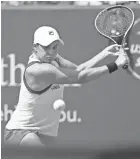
[50,40,60,46]
[40,40,60,49]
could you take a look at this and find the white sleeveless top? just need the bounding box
[6,53,64,136]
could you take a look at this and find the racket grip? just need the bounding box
[122,64,128,69]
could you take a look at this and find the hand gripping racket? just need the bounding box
[94,5,135,69]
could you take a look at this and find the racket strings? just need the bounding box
[96,7,133,37]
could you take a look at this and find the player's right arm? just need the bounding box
[77,44,129,71]
[26,53,128,85]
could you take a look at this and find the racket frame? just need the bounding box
[95,5,135,69]
[94,5,135,47]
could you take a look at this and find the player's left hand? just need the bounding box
[103,44,129,57]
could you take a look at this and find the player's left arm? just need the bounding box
[56,54,78,69]
[56,54,81,87]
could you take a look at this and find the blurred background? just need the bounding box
[1,1,140,6]
[1,1,140,159]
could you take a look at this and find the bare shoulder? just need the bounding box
[26,62,57,76]
[25,63,58,89]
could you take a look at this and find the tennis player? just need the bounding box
[4,26,129,147]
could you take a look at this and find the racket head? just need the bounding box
[94,5,135,44]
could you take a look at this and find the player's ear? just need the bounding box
[32,43,38,53]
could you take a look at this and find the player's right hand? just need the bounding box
[115,51,130,68]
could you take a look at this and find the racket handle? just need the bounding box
[122,64,128,69]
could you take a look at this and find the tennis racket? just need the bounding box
[94,5,135,69]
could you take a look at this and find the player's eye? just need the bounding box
[53,45,57,50]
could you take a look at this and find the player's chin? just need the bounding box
[43,58,52,63]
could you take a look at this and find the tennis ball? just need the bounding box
[53,99,65,111]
